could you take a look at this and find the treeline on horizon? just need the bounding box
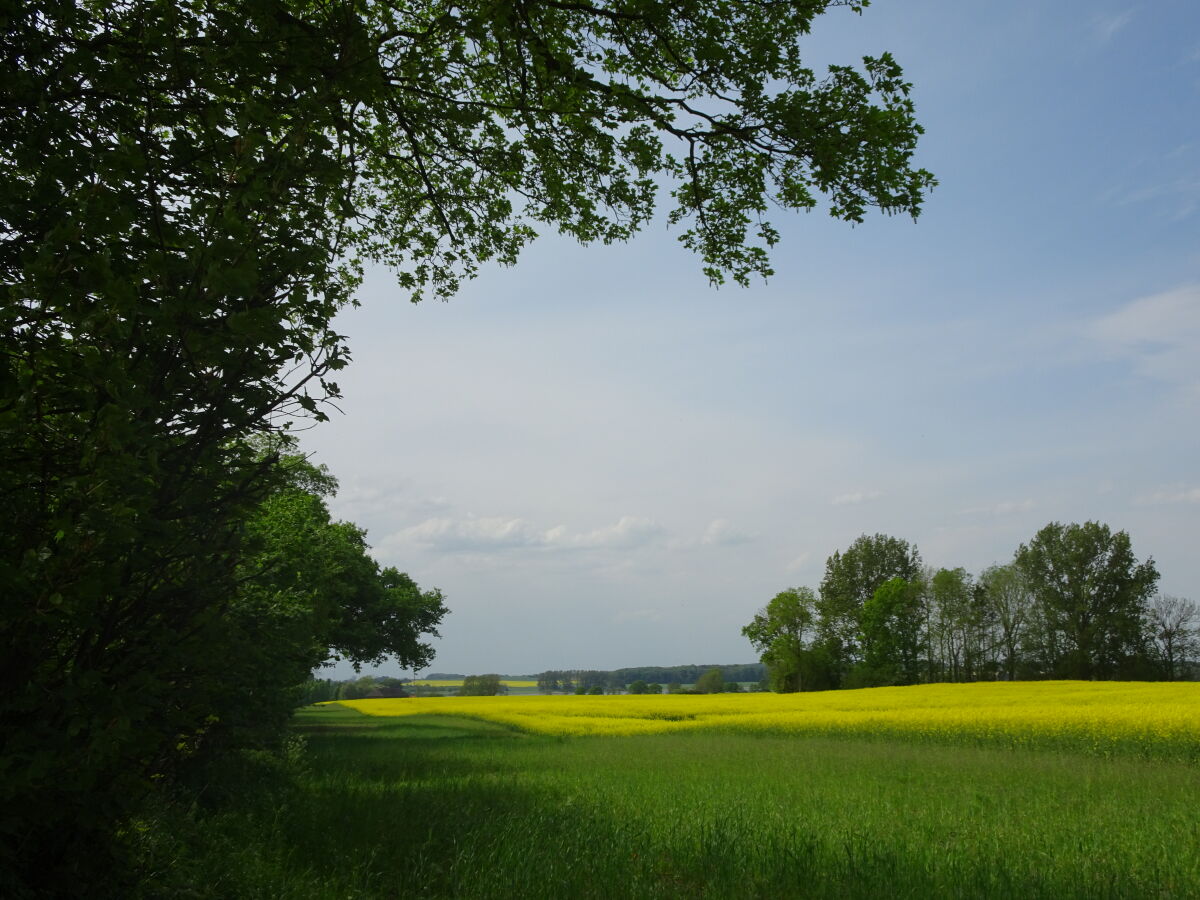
[535,664,767,693]
[745,522,1198,693]
[297,664,770,704]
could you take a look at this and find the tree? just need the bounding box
[695,667,727,694]
[1014,522,1159,679]
[978,564,1033,681]
[742,587,821,692]
[1146,594,1199,681]
[855,578,925,687]
[628,680,649,694]
[461,674,504,696]
[645,683,663,695]
[2,2,933,888]
[927,567,979,682]
[181,445,448,756]
[818,535,922,683]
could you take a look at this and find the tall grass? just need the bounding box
[138,704,1200,898]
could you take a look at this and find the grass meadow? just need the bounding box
[138,684,1200,898]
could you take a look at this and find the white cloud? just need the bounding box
[700,518,753,547]
[575,516,665,549]
[331,481,452,520]
[388,513,664,553]
[1104,175,1200,222]
[1091,9,1135,44]
[962,499,1035,517]
[1090,285,1200,388]
[831,490,881,506]
[393,515,546,551]
[1136,487,1200,505]
[785,552,812,573]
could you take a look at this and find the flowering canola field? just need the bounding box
[337,681,1200,756]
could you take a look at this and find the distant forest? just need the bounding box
[536,664,767,693]
[298,663,769,703]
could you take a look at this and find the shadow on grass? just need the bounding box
[149,706,1172,899]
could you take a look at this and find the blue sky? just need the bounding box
[309,0,1200,677]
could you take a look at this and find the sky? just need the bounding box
[309,0,1200,678]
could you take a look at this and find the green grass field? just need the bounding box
[141,703,1200,898]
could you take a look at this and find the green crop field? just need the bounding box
[140,697,1200,899]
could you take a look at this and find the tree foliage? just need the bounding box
[742,587,821,692]
[1146,595,1199,681]
[747,522,1185,693]
[856,577,924,686]
[1015,522,1158,679]
[695,667,727,694]
[978,563,1033,681]
[817,534,922,679]
[200,445,445,753]
[460,674,505,696]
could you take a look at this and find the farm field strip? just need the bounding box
[407,679,538,687]
[336,681,1200,755]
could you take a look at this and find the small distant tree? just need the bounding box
[587,685,604,695]
[645,683,663,695]
[695,667,726,694]
[460,674,503,696]
[724,682,742,693]
[628,680,649,694]
[339,676,379,700]
[1146,594,1199,681]
[666,682,683,694]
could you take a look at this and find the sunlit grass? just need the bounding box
[143,704,1200,898]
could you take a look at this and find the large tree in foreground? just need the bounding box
[1,0,933,889]
[1015,522,1158,680]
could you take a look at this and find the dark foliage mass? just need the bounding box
[1,0,934,892]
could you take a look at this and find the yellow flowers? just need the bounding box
[337,681,1200,754]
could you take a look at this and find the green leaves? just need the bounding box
[1015,521,1159,679]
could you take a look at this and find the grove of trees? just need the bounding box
[744,524,1195,691]
[460,674,507,696]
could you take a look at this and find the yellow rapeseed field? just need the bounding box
[336,681,1200,754]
